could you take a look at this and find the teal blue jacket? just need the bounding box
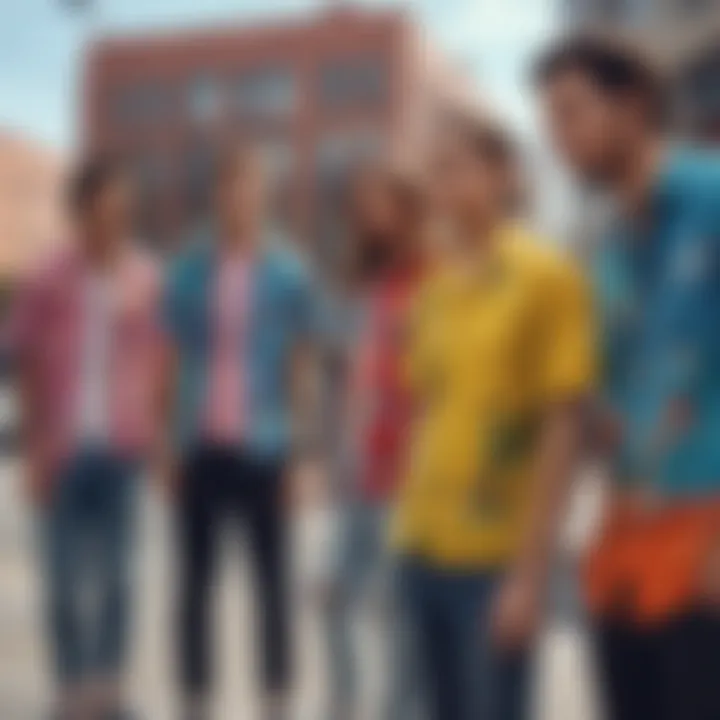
[594,148,720,495]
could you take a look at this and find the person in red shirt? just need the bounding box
[321,163,427,720]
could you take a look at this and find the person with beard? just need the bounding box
[321,164,426,720]
[535,35,720,720]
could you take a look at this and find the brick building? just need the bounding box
[83,5,477,255]
[0,130,66,284]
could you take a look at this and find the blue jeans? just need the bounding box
[324,500,419,720]
[41,448,138,685]
[399,558,531,720]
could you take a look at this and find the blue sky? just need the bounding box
[0,0,559,151]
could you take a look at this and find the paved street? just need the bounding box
[0,462,605,720]
[0,377,604,720]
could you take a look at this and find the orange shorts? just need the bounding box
[584,499,720,625]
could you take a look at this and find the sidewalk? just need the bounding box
[0,461,603,720]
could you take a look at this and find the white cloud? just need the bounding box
[451,0,557,130]
[434,0,555,49]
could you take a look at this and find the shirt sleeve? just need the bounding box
[290,261,317,343]
[401,279,433,395]
[2,275,44,360]
[533,258,597,405]
[160,262,182,345]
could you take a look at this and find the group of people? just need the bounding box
[7,33,720,720]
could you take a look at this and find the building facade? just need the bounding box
[0,131,66,284]
[0,131,65,437]
[84,6,476,254]
[564,0,720,138]
[563,0,701,30]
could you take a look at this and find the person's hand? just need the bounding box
[593,407,624,455]
[491,570,544,652]
[152,441,179,500]
[24,463,52,508]
[284,459,326,510]
[655,397,694,452]
[700,537,720,608]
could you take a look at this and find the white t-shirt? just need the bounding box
[75,272,115,443]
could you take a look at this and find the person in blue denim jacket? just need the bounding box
[161,143,314,720]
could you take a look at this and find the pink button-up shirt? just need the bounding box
[5,246,162,484]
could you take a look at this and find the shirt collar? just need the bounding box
[609,145,685,245]
[650,143,690,215]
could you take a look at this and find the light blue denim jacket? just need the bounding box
[162,232,314,458]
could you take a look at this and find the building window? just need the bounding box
[314,129,385,264]
[234,68,296,117]
[678,0,714,17]
[183,141,216,222]
[258,139,296,229]
[316,129,385,170]
[114,83,175,125]
[623,0,655,24]
[135,153,171,192]
[131,153,173,248]
[257,139,294,183]
[319,56,388,109]
[187,74,224,124]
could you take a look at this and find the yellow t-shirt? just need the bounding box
[393,224,596,567]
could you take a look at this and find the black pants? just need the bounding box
[177,444,290,696]
[596,611,720,720]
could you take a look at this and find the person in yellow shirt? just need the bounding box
[394,117,596,720]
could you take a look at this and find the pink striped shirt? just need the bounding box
[5,246,162,483]
[202,254,252,444]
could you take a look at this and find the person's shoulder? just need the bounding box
[409,262,454,323]
[165,234,212,282]
[668,147,720,183]
[128,244,161,283]
[22,244,76,296]
[261,234,314,290]
[505,227,591,316]
[415,258,450,296]
[663,147,720,211]
[504,224,585,289]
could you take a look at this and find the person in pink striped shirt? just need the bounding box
[6,156,161,720]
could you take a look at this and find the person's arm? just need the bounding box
[492,257,596,651]
[694,207,720,604]
[154,339,179,495]
[16,356,50,505]
[153,266,181,497]
[290,338,320,457]
[287,264,322,506]
[517,401,588,577]
[492,402,586,650]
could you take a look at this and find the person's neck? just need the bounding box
[384,233,417,278]
[219,220,256,259]
[80,232,122,272]
[455,213,500,261]
[612,135,666,219]
[447,215,503,282]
